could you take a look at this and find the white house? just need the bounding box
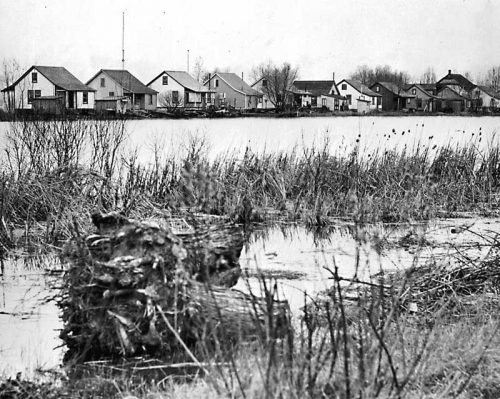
[1,65,95,111]
[250,77,276,109]
[87,69,157,111]
[148,70,214,109]
[337,79,382,112]
[473,86,500,110]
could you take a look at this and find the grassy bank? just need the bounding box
[1,119,500,250]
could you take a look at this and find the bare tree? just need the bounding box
[350,64,411,88]
[252,61,299,110]
[420,67,436,84]
[1,58,22,112]
[483,66,500,90]
[192,56,206,83]
[158,91,183,111]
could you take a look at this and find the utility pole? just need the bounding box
[187,50,190,73]
[122,11,125,70]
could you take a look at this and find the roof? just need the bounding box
[293,80,335,96]
[208,73,262,96]
[88,69,157,94]
[437,72,476,92]
[436,86,467,100]
[341,80,381,97]
[2,65,95,92]
[476,86,500,99]
[148,71,213,92]
[404,84,438,98]
[373,81,411,96]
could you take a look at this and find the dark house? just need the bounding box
[369,81,413,111]
[404,84,439,112]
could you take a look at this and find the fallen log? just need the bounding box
[59,212,289,362]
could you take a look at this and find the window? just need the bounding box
[372,97,375,105]
[407,98,411,105]
[376,86,380,92]
[109,92,115,97]
[148,95,152,105]
[172,90,179,103]
[83,92,88,104]
[322,98,327,107]
[215,79,219,88]
[341,83,347,90]
[347,94,352,105]
[27,90,40,103]
[162,75,168,85]
[412,89,417,95]
[262,79,267,88]
[32,72,38,83]
[100,78,105,87]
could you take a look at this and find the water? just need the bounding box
[0,256,63,378]
[2,217,498,377]
[1,116,500,164]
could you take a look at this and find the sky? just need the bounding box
[0,0,499,85]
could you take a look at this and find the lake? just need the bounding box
[1,115,500,165]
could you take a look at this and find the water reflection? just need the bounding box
[0,256,63,378]
[0,217,498,377]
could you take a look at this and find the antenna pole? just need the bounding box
[122,11,125,70]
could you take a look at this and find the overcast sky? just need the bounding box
[0,0,499,85]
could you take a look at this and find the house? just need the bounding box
[436,70,476,97]
[87,69,157,111]
[337,79,381,112]
[251,77,276,109]
[203,72,263,110]
[471,86,500,111]
[291,79,345,111]
[370,82,414,111]
[1,65,95,112]
[404,84,438,112]
[435,86,468,113]
[148,71,215,109]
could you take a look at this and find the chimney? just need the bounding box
[332,72,335,82]
[448,69,452,75]
[241,72,244,81]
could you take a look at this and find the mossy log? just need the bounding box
[59,212,289,362]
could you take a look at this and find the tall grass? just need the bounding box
[1,119,500,247]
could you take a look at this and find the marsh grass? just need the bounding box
[2,119,500,249]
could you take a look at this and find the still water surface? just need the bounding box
[1,217,498,378]
[1,115,500,163]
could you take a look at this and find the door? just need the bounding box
[68,91,75,109]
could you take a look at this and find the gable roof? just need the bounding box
[476,86,500,99]
[437,72,476,92]
[436,86,468,100]
[88,69,157,94]
[340,79,381,97]
[148,70,213,92]
[207,73,262,96]
[293,80,335,96]
[373,81,406,95]
[2,65,95,92]
[405,84,438,98]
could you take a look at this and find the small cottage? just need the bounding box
[1,65,95,112]
[337,80,381,112]
[87,69,157,111]
[204,73,263,110]
[148,71,215,109]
